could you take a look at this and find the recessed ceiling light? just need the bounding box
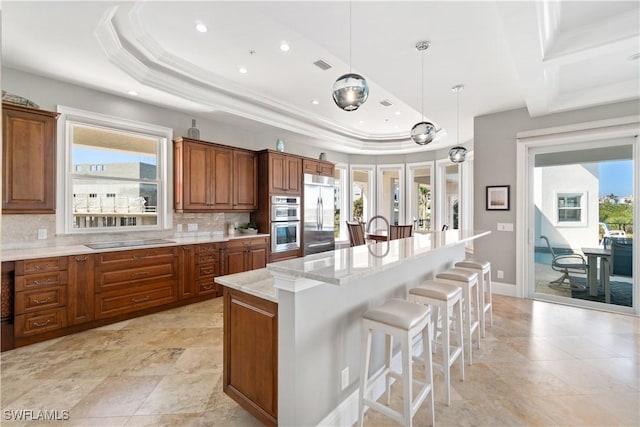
[359,120,364,124]
[195,23,208,33]
[128,90,138,96]
[239,67,248,74]
[311,99,319,105]
[280,42,290,52]
[395,111,401,116]
[629,53,640,61]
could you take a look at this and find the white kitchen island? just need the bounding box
[267,229,490,426]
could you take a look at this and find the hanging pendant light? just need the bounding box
[411,41,436,145]
[333,1,369,111]
[448,84,467,163]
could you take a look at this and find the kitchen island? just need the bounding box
[215,230,489,426]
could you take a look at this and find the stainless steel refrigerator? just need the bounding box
[303,173,335,255]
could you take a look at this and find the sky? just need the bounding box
[599,160,633,197]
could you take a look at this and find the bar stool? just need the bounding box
[358,299,435,427]
[435,268,481,364]
[409,280,464,406]
[455,259,493,337]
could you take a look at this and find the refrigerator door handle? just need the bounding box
[319,196,323,229]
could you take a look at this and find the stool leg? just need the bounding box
[473,281,481,350]
[486,269,493,328]
[463,287,473,365]
[443,303,451,406]
[422,323,435,427]
[385,334,392,405]
[479,273,486,338]
[358,326,372,427]
[401,333,413,427]
[455,298,465,382]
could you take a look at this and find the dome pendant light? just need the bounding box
[448,84,467,163]
[411,41,436,145]
[333,1,369,111]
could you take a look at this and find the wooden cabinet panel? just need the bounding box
[95,247,176,266]
[97,263,175,291]
[178,245,197,300]
[224,287,278,426]
[16,257,68,275]
[286,156,302,193]
[249,247,267,270]
[233,150,258,210]
[224,248,247,275]
[302,159,334,177]
[2,104,59,213]
[265,152,301,195]
[15,271,68,292]
[213,147,233,209]
[222,237,268,275]
[67,255,95,325]
[15,308,67,337]
[95,282,177,319]
[183,141,210,210]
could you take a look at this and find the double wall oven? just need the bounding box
[270,195,301,253]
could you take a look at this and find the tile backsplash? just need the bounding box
[1,212,250,250]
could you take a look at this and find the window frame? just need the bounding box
[554,190,587,227]
[56,106,173,235]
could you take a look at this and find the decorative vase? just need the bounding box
[276,138,285,152]
[319,152,327,160]
[187,119,200,139]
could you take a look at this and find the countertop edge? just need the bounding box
[215,268,278,303]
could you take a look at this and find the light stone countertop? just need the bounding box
[267,229,490,286]
[214,268,276,303]
[1,233,270,262]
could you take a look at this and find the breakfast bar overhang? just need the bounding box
[268,230,490,426]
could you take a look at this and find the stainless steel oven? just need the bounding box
[271,195,300,221]
[271,221,300,253]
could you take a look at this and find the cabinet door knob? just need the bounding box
[131,296,150,303]
[33,297,52,305]
[33,320,52,328]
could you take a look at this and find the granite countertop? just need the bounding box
[1,233,270,262]
[214,268,277,303]
[267,229,490,286]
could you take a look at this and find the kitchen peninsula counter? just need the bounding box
[215,230,489,427]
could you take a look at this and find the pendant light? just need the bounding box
[411,41,436,145]
[333,1,369,111]
[448,84,467,163]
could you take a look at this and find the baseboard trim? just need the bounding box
[492,281,517,297]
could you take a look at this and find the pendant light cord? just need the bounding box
[349,0,352,73]
[456,87,460,145]
[421,51,424,122]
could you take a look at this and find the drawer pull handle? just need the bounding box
[202,284,214,290]
[33,297,52,304]
[132,271,150,277]
[132,255,146,260]
[203,269,213,274]
[75,256,88,262]
[131,296,150,303]
[33,320,51,328]
[32,279,55,286]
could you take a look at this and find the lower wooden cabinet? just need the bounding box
[67,255,95,325]
[223,287,277,427]
[95,281,177,319]
[222,237,268,275]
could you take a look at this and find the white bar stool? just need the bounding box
[358,299,435,427]
[409,280,465,406]
[455,259,493,337]
[435,268,481,365]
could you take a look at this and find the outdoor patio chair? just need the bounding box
[390,225,413,240]
[346,221,366,247]
[540,235,588,290]
[610,240,632,278]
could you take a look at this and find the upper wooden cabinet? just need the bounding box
[302,159,334,177]
[2,103,60,214]
[174,137,257,212]
[260,151,302,195]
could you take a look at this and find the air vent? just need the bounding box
[380,99,393,107]
[313,59,333,71]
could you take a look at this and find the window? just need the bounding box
[557,193,584,223]
[407,162,433,231]
[333,165,348,241]
[58,107,172,234]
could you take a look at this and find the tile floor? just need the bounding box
[1,295,638,426]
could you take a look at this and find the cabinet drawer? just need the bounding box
[15,308,67,337]
[225,237,268,250]
[95,247,177,267]
[197,244,220,254]
[97,263,176,291]
[15,271,68,292]
[95,281,177,319]
[198,263,218,278]
[198,279,220,296]
[16,257,67,275]
[197,253,218,264]
[15,287,67,315]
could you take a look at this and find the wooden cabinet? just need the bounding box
[67,255,95,325]
[178,245,197,300]
[233,150,258,210]
[174,137,257,212]
[14,257,68,338]
[94,247,178,319]
[196,243,222,297]
[222,237,268,275]
[260,151,302,195]
[223,287,278,427]
[1,262,15,351]
[302,159,334,177]
[2,104,60,213]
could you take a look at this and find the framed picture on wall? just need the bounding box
[486,185,510,210]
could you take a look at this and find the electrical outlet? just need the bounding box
[37,229,47,240]
[341,367,349,390]
[187,223,198,232]
[497,270,504,279]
